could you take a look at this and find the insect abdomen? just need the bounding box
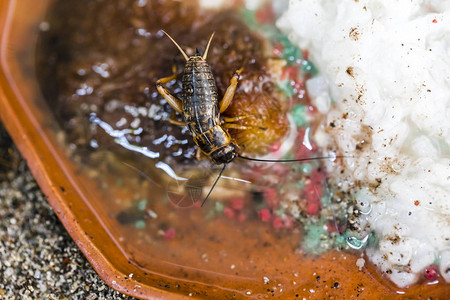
[182,59,219,133]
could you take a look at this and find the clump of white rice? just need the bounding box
[278,0,450,288]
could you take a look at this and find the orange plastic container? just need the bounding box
[0,0,448,298]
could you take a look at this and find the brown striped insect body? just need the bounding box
[181,52,238,164]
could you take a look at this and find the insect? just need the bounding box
[156,31,245,165]
[157,31,345,206]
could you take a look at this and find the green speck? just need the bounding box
[275,208,285,216]
[204,209,216,220]
[283,46,302,65]
[240,8,258,28]
[278,80,295,98]
[135,220,146,229]
[335,233,347,247]
[291,164,302,173]
[301,60,318,76]
[116,178,123,187]
[215,202,224,213]
[368,232,379,247]
[282,152,295,161]
[303,224,326,253]
[296,180,305,189]
[321,196,330,205]
[336,235,347,246]
[433,254,440,265]
[292,105,308,127]
[301,163,313,174]
[275,35,302,64]
[137,199,147,211]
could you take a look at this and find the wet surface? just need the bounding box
[28,0,449,298]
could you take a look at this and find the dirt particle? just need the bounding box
[346,66,354,77]
[349,28,359,41]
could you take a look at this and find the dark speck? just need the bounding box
[346,66,354,77]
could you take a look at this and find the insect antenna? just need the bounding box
[202,32,215,60]
[201,163,227,207]
[162,30,189,61]
[237,154,349,163]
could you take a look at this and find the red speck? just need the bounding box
[305,182,322,215]
[231,197,244,211]
[292,80,307,102]
[305,183,323,204]
[270,141,282,153]
[424,265,439,280]
[294,129,318,159]
[282,66,299,80]
[255,3,276,24]
[414,200,420,206]
[283,217,294,229]
[270,163,290,178]
[302,50,310,60]
[432,19,437,23]
[306,201,320,215]
[224,207,235,219]
[307,105,318,115]
[163,228,176,240]
[272,217,283,229]
[238,213,246,222]
[310,168,325,186]
[273,44,283,57]
[326,223,337,233]
[264,188,279,209]
[326,223,346,233]
[259,208,272,222]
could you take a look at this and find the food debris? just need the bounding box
[356,257,365,271]
[163,228,176,240]
[424,265,439,281]
[258,208,272,222]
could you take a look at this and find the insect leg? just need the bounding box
[195,148,207,160]
[222,123,254,130]
[169,113,186,126]
[221,114,258,123]
[156,66,183,114]
[219,68,243,113]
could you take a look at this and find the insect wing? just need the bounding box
[166,162,217,208]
